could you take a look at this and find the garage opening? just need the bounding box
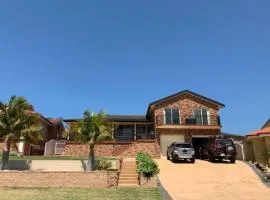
[192,137,209,158]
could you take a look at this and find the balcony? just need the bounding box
[155,114,221,129]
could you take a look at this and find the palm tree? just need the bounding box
[0,96,42,170]
[67,110,112,171]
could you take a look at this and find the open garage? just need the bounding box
[192,136,210,158]
[160,134,185,157]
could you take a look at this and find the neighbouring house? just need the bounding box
[221,132,244,141]
[63,90,225,158]
[244,118,270,165]
[0,114,64,156]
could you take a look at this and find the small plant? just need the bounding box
[136,152,159,177]
[96,160,113,171]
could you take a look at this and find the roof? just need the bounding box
[261,118,270,129]
[247,127,270,137]
[221,132,244,139]
[146,90,225,117]
[64,115,152,123]
[24,110,54,126]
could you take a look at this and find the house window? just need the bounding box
[114,125,134,141]
[136,124,154,139]
[164,108,180,124]
[194,108,210,125]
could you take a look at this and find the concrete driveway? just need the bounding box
[157,159,270,200]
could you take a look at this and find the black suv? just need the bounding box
[199,137,237,163]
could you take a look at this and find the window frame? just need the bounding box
[193,108,210,125]
[164,108,181,125]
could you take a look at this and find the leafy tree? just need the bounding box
[0,96,42,170]
[66,110,112,171]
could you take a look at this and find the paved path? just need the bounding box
[157,159,270,200]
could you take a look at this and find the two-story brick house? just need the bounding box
[63,90,225,158]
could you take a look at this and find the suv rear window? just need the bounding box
[216,139,233,146]
[175,143,192,148]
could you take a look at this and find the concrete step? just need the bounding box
[121,168,136,172]
[120,170,137,174]
[119,177,138,181]
[118,184,139,187]
[118,180,139,185]
[122,165,136,168]
[119,174,138,178]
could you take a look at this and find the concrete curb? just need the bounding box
[244,161,270,188]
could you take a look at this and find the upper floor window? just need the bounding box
[164,108,180,125]
[194,108,210,125]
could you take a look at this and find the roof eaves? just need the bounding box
[261,118,270,129]
[146,90,225,117]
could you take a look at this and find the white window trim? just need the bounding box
[164,108,181,125]
[194,108,210,125]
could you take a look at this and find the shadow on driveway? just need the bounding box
[158,177,173,200]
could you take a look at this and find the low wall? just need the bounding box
[139,174,159,188]
[0,171,118,188]
[0,160,119,171]
[64,141,160,158]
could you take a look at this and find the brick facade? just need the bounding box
[64,140,160,158]
[139,174,159,188]
[152,93,220,126]
[0,171,118,188]
[63,94,222,157]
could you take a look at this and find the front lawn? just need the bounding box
[0,187,162,200]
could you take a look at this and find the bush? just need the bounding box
[136,152,159,177]
[96,160,113,171]
[136,152,151,163]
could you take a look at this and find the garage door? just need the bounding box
[160,134,185,157]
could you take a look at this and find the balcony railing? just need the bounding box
[155,115,221,126]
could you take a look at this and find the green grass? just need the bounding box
[8,155,116,160]
[0,187,163,200]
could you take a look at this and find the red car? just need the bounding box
[199,137,237,163]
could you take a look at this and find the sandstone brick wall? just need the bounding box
[251,137,267,164]
[64,141,160,158]
[153,93,220,126]
[139,174,159,188]
[0,171,118,188]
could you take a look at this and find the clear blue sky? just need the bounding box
[0,0,269,135]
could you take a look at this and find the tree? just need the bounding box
[66,110,112,171]
[0,96,42,170]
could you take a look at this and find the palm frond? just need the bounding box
[4,133,19,143]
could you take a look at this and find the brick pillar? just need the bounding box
[184,133,192,143]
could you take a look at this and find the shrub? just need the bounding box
[96,160,113,171]
[136,152,151,163]
[136,152,159,177]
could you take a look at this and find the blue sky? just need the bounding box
[0,0,269,135]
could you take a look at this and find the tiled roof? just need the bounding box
[247,127,270,136]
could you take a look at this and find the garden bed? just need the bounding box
[245,161,270,188]
[136,152,159,187]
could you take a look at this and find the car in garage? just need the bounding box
[167,142,195,163]
[199,137,237,163]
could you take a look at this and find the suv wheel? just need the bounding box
[167,153,170,160]
[230,158,236,163]
[191,158,195,163]
[209,154,215,162]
